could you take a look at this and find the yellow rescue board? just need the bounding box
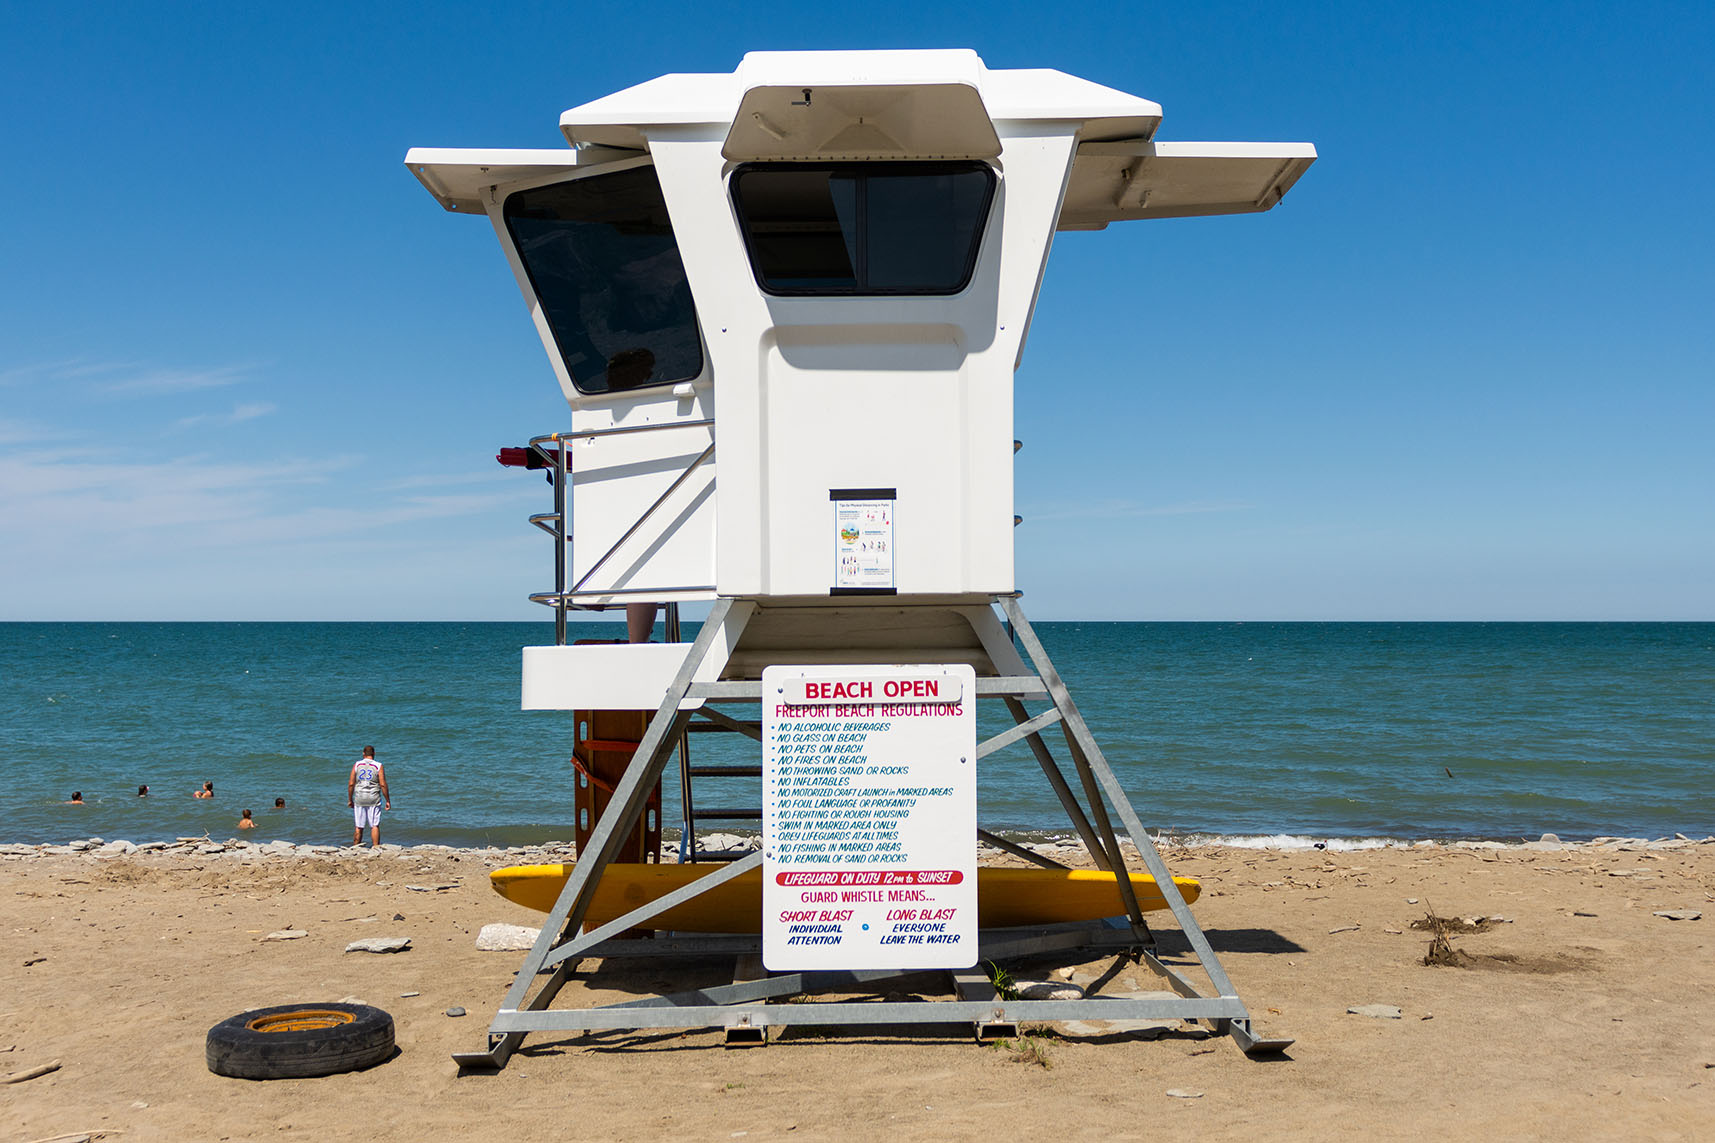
[489,863,1199,933]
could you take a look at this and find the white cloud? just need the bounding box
[0,418,69,446]
[0,448,332,531]
[100,365,253,396]
[381,468,522,492]
[170,402,279,431]
[1023,498,1254,522]
[0,359,260,399]
[0,359,136,387]
[0,445,534,555]
[58,361,143,379]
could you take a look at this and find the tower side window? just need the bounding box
[503,166,702,395]
[731,162,995,296]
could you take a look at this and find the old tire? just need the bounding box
[206,1002,395,1079]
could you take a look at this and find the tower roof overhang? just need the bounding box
[407,50,1313,227]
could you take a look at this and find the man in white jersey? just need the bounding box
[347,746,390,848]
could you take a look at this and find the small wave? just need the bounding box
[1177,832,1406,852]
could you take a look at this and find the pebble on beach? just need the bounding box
[1349,1004,1403,1019]
[345,937,412,954]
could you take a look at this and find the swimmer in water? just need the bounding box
[194,781,214,799]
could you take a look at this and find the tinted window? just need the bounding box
[503,166,701,394]
[731,163,995,296]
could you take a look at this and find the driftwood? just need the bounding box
[2,1058,62,1084]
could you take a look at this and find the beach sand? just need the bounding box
[4,837,1713,1142]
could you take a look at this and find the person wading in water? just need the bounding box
[347,746,390,848]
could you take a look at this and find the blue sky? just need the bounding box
[2,1,1710,620]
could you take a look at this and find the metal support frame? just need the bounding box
[455,596,1288,1070]
[572,917,1156,963]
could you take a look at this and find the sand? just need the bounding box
[4,836,1713,1142]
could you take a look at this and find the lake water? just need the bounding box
[3,621,1710,848]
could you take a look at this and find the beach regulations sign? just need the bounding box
[761,664,977,971]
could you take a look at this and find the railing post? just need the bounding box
[667,603,695,859]
[553,438,567,647]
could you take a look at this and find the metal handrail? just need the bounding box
[528,417,714,449]
[520,421,716,645]
[532,439,569,645]
[531,585,716,603]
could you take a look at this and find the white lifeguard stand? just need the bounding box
[408,50,1312,1068]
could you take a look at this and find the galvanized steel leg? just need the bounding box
[957,605,1113,869]
[998,597,1284,1054]
[1054,723,1147,926]
[456,598,754,1070]
[974,599,1140,922]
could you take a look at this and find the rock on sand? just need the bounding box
[345,936,412,954]
[476,923,541,951]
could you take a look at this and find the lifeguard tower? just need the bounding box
[407,49,1313,1067]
